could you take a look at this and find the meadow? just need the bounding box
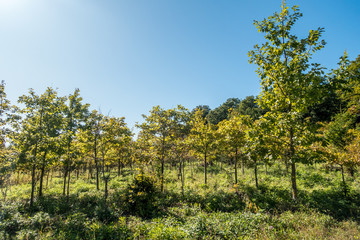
[1,161,359,239]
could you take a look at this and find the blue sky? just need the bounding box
[0,0,359,131]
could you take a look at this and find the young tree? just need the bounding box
[0,81,13,201]
[15,88,64,206]
[248,3,326,201]
[98,116,132,202]
[78,110,103,190]
[61,89,89,198]
[243,117,272,189]
[217,113,246,184]
[190,109,216,185]
[171,107,191,195]
[137,105,187,192]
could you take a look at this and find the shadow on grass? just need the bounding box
[240,182,360,222]
[305,188,360,221]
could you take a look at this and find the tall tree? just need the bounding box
[237,96,266,120]
[61,89,89,198]
[248,3,326,201]
[207,98,241,125]
[15,88,64,206]
[192,105,211,120]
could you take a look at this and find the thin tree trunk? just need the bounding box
[242,157,245,175]
[160,157,165,192]
[62,168,67,195]
[30,141,39,208]
[160,136,165,192]
[181,158,185,196]
[38,151,47,198]
[234,149,238,184]
[30,164,36,208]
[104,178,108,203]
[290,127,297,201]
[178,159,181,180]
[67,168,71,200]
[204,152,207,185]
[94,142,99,191]
[38,165,45,198]
[254,160,258,189]
[118,159,121,177]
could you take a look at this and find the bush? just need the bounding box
[122,173,160,218]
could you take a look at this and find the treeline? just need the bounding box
[0,3,360,209]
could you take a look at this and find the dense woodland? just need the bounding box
[1,3,360,239]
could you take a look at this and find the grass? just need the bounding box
[1,161,360,239]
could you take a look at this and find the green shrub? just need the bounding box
[30,211,51,231]
[122,172,159,218]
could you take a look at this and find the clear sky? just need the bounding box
[1,0,359,131]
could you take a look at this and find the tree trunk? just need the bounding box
[204,152,207,185]
[38,165,45,198]
[234,149,238,184]
[95,150,99,191]
[160,157,165,192]
[118,159,121,177]
[242,157,245,175]
[30,164,36,208]
[62,168,67,195]
[254,160,258,189]
[181,158,185,196]
[30,141,38,208]
[38,151,47,198]
[67,168,71,200]
[104,177,108,203]
[290,127,297,201]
